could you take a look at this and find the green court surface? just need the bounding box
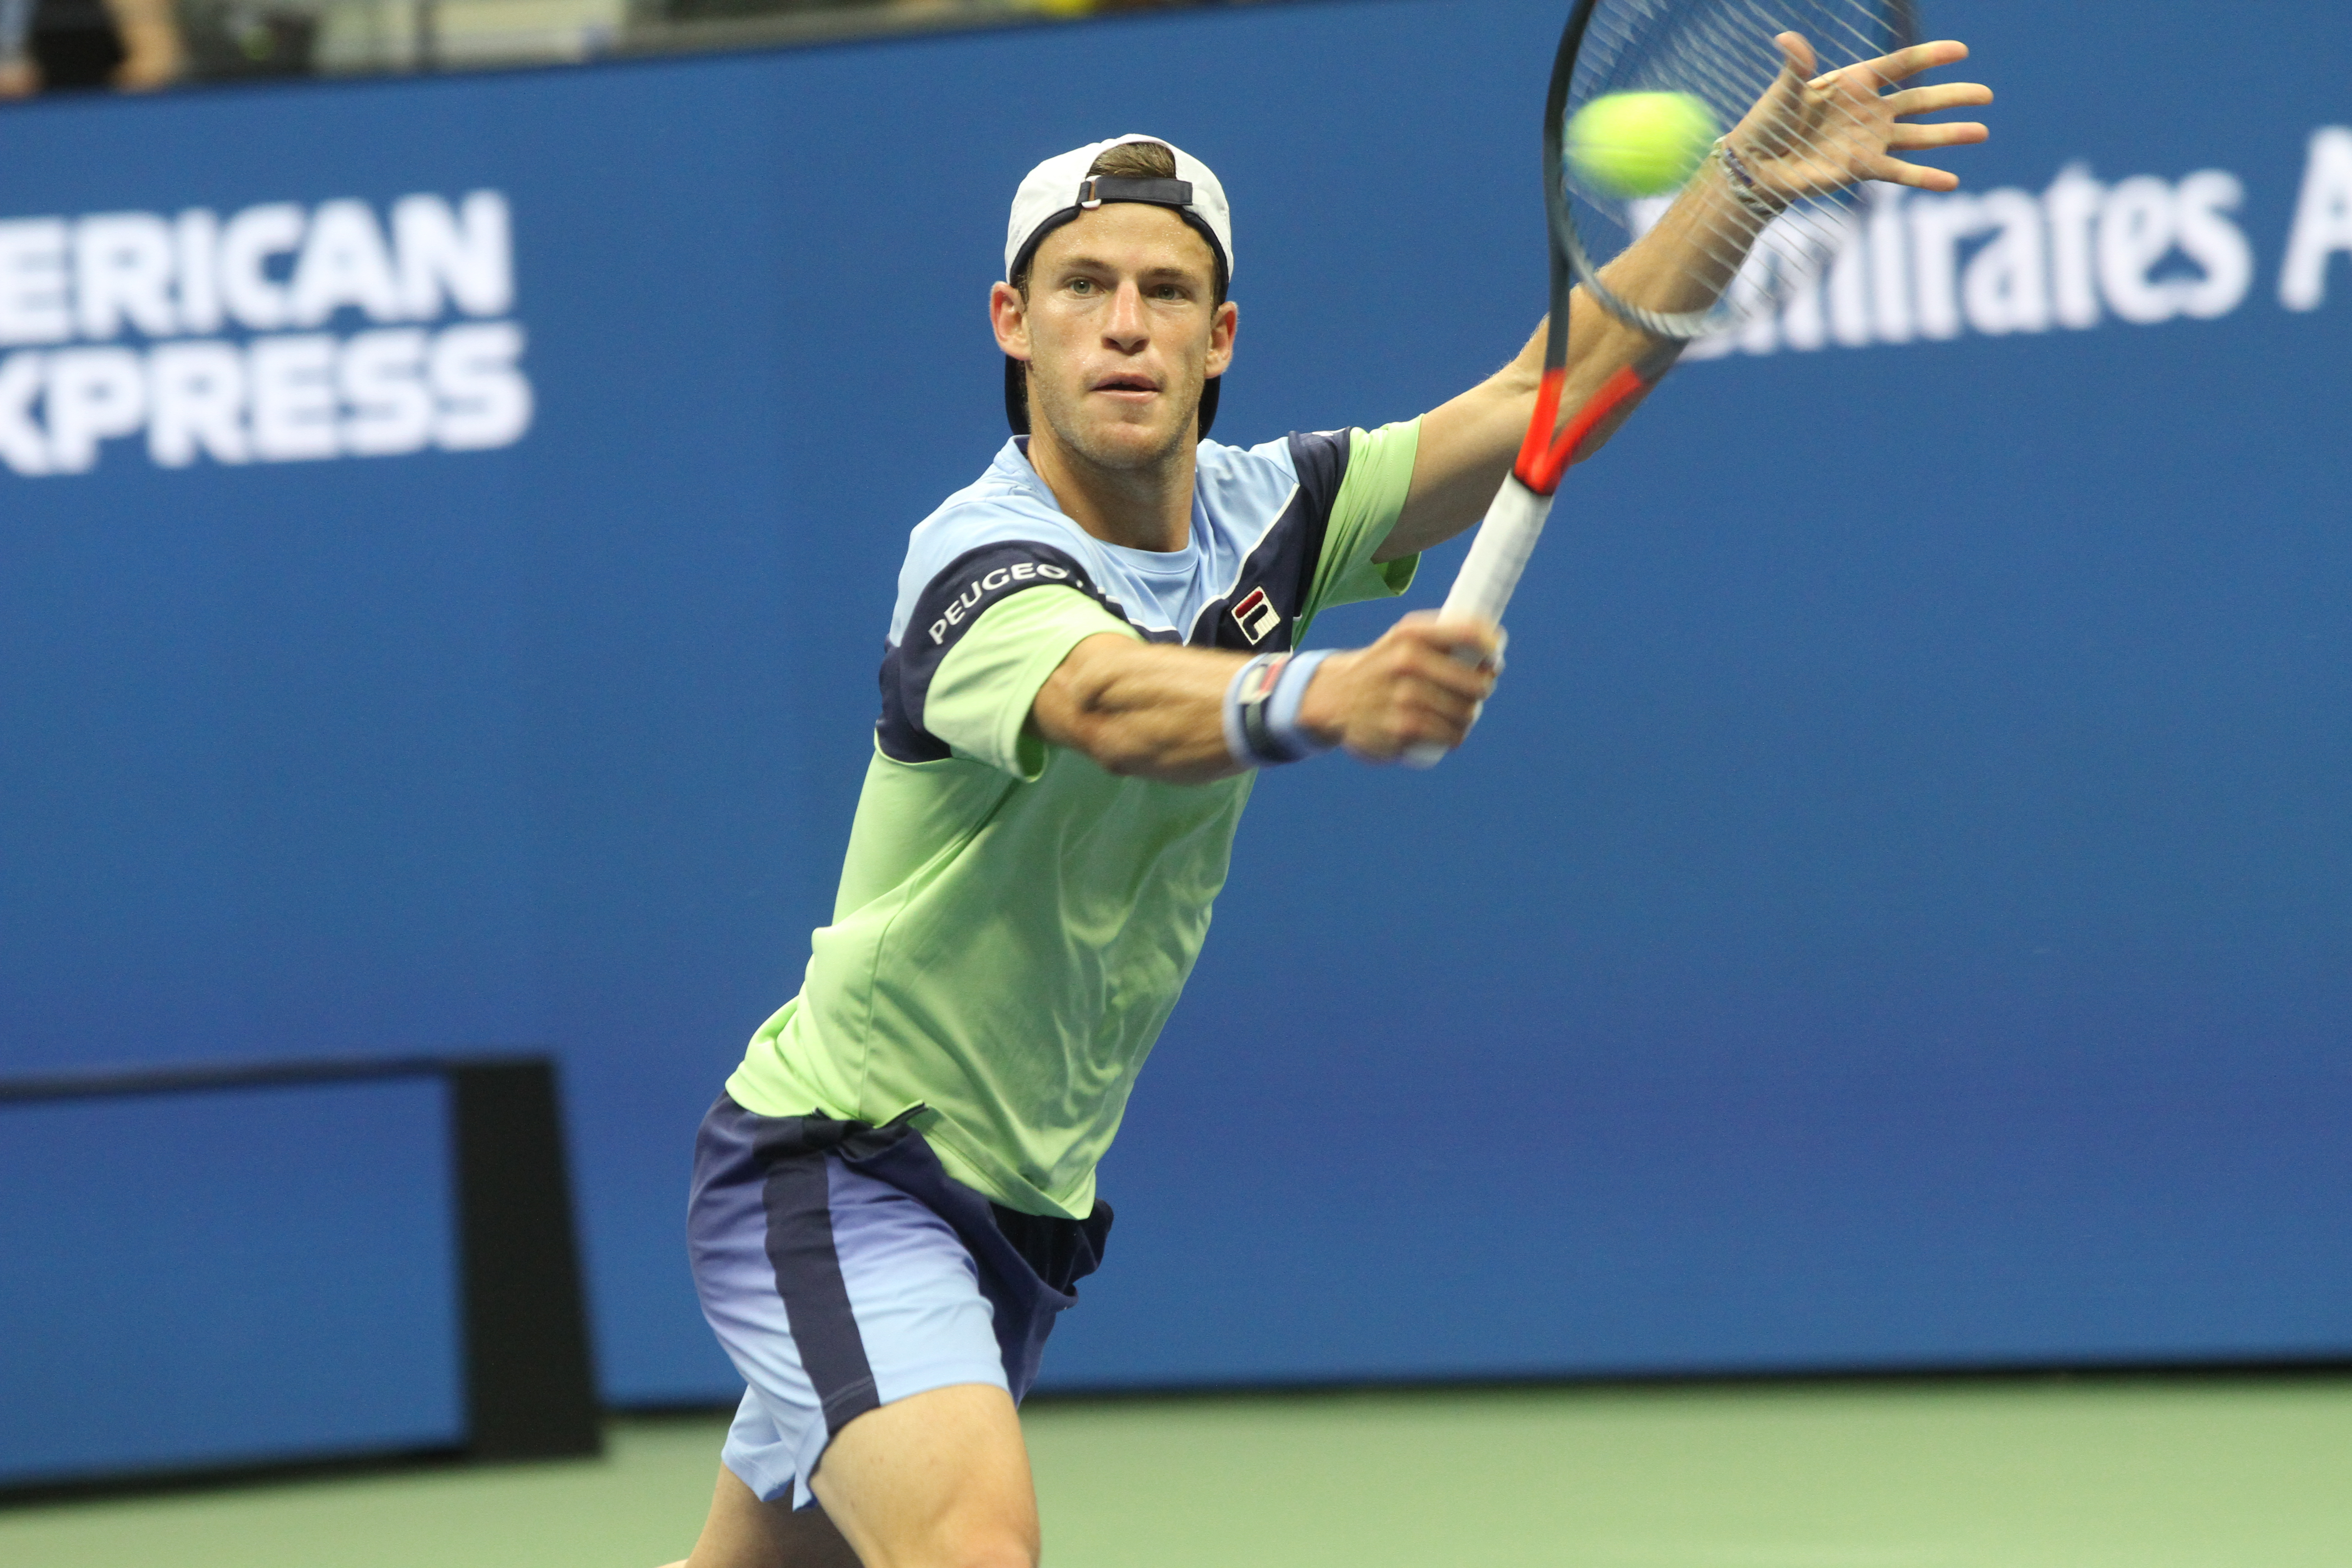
[3,1377,2347,1567]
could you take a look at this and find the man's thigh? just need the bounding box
[691,1115,1012,1512]
[813,1383,1039,1568]
[679,1464,862,1568]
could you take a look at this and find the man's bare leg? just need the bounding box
[667,1384,1034,1568]
[670,1463,862,1568]
[811,1383,1039,1568]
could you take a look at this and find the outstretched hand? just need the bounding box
[1730,33,1991,205]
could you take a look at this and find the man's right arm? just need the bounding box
[1030,616,1503,785]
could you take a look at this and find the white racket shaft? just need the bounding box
[1402,475,1554,769]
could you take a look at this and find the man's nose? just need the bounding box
[1104,281,1149,348]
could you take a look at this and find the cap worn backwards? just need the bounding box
[1005,133,1235,284]
[1003,133,1235,438]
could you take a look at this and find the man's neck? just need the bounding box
[1024,425,1196,554]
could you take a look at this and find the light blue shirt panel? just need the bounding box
[886,437,1310,648]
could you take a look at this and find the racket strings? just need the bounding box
[1559,0,1912,339]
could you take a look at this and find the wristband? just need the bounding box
[1222,648,1337,767]
[1713,137,1781,224]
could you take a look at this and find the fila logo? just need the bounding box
[1232,587,1281,645]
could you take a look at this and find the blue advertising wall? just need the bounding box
[4,0,2351,1478]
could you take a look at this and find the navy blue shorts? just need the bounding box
[687,1095,1112,1508]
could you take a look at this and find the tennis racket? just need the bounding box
[1406,0,1933,766]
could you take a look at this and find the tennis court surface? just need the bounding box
[5,1377,2345,1567]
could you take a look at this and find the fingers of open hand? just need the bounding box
[1886,120,1990,152]
[1883,81,1994,118]
[1843,38,1970,91]
[1772,30,1818,79]
[1742,31,1818,137]
[1864,154,1964,192]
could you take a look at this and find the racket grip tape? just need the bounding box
[1401,475,1554,770]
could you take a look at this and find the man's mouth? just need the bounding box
[1092,374,1160,397]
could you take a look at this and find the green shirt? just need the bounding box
[729,422,1421,1216]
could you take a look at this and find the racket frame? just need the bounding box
[1548,0,1921,343]
[1407,0,1916,767]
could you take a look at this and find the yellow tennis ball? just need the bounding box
[1564,91,1720,199]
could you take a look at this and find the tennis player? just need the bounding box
[672,41,1988,1568]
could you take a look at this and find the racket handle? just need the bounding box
[1438,473,1554,627]
[1401,475,1554,769]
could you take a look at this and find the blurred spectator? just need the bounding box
[662,0,1223,29]
[180,0,314,79]
[105,0,182,83]
[27,0,128,86]
[1,0,34,95]
[1,0,180,90]
[2,0,1218,91]
[1033,0,1228,11]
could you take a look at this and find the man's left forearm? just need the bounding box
[1379,157,1770,561]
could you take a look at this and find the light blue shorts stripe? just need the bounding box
[689,1122,1008,1509]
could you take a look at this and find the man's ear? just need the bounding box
[1206,299,1239,379]
[990,281,1032,361]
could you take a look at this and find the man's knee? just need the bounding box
[832,1479,1038,1568]
[683,1464,860,1568]
[936,1516,1039,1568]
[962,1543,1038,1568]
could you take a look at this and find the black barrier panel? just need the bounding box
[0,1055,599,1494]
[446,1061,603,1460]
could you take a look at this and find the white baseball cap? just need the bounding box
[1002,133,1235,436]
[1005,133,1234,285]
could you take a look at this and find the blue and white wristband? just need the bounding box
[1222,648,1337,767]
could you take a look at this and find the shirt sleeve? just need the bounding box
[925,584,1140,779]
[1304,418,1422,620]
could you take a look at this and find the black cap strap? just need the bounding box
[1078,176,1195,211]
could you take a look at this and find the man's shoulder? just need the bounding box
[913,441,1087,557]
[890,443,1100,642]
[1194,430,1355,530]
[1194,430,1342,489]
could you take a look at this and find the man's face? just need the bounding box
[992,205,1238,471]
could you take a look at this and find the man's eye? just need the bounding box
[1068,278,1096,295]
